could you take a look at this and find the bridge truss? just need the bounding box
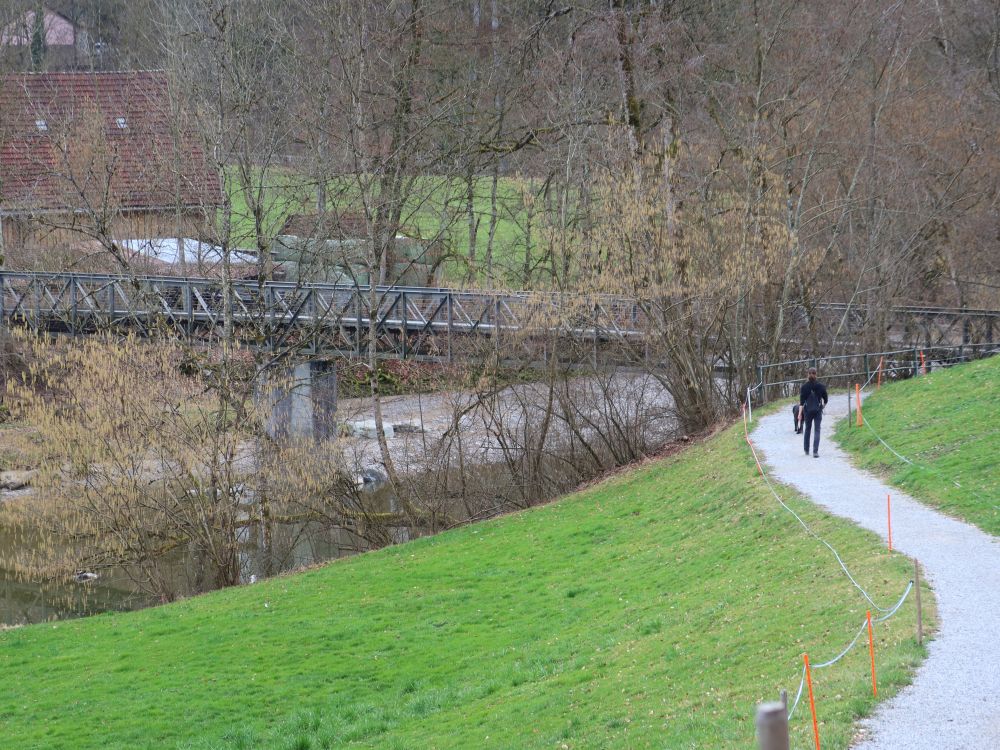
[0,272,996,364]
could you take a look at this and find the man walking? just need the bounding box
[799,367,829,458]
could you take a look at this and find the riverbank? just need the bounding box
[0,415,926,749]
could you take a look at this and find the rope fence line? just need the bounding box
[740,400,914,725]
[786,583,913,720]
[747,346,996,742]
[741,406,896,613]
[741,345,1000,747]
[854,376,998,512]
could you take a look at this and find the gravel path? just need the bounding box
[752,394,1000,750]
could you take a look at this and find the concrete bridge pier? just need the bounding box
[258,360,338,441]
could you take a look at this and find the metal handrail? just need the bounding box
[755,342,1000,398]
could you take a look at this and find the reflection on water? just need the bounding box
[0,519,388,627]
[0,568,153,626]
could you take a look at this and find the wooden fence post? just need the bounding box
[756,702,790,750]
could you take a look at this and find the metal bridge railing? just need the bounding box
[755,342,1000,402]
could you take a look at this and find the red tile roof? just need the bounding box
[0,71,222,214]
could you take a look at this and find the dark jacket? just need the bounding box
[799,380,828,414]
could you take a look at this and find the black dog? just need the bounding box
[792,404,802,434]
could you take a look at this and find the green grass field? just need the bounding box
[226,169,314,243]
[0,418,931,750]
[225,170,532,285]
[835,354,1000,537]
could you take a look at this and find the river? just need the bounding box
[0,372,674,626]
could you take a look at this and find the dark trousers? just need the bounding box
[803,410,822,454]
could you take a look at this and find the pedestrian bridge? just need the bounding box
[0,272,996,363]
[0,271,647,362]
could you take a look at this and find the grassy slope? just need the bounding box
[836,355,1000,537]
[0,420,931,750]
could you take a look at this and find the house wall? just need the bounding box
[0,9,92,71]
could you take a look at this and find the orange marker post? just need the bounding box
[855,384,863,426]
[887,494,892,552]
[877,357,884,390]
[805,653,821,750]
[867,610,878,696]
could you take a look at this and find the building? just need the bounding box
[0,71,222,268]
[0,7,91,71]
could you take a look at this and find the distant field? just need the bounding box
[226,169,313,244]
[836,354,1000,536]
[0,415,931,749]
[225,170,534,285]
